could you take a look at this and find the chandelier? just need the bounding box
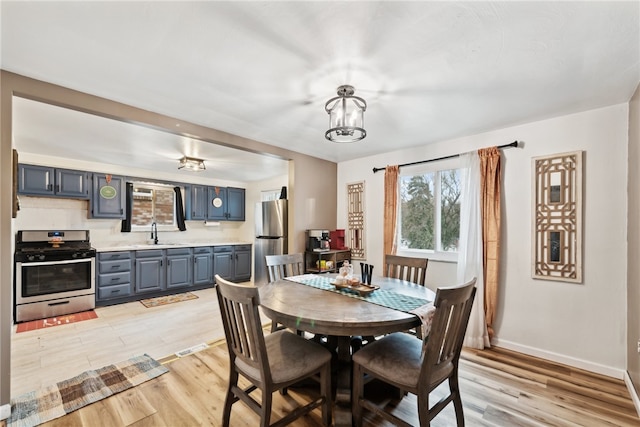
[324,85,367,143]
[178,156,206,171]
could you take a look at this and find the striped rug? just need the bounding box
[7,354,168,427]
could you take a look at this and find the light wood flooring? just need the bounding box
[10,287,640,426]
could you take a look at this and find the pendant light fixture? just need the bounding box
[178,156,206,171]
[325,85,367,143]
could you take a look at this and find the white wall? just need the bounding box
[337,104,629,375]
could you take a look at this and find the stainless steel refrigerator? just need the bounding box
[254,199,288,286]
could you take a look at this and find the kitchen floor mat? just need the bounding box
[16,310,98,333]
[139,292,198,308]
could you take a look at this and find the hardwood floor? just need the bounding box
[11,287,640,426]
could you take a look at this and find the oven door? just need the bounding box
[16,257,95,305]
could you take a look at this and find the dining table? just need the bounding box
[258,273,436,427]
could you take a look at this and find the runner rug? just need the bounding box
[139,292,198,308]
[7,354,168,427]
[16,311,98,333]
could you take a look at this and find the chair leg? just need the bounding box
[261,389,273,427]
[321,362,332,426]
[222,370,237,427]
[417,388,431,427]
[352,362,364,427]
[450,373,465,426]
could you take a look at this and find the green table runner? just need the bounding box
[285,274,431,313]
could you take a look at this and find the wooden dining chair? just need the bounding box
[265,253,305,333]
[265,253,305,282]
[384,254,429,286]
[352,278,477,427]
[215,274,332,427]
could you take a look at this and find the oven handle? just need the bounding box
[18,257,94,267]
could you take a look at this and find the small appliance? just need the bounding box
[306,229,330,252]
[330,229,347,250]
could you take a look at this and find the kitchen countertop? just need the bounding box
[93,241,251,252]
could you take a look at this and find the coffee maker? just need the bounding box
[306,229,330,252]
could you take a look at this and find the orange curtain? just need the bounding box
[383,165,400,256]
[479,147,501,340]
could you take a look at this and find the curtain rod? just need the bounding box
[372,140,519,173]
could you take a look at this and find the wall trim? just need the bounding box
[624,371,640,418]
[492,338,625,379]
[0,403,10,420]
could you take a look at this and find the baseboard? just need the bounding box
[492,338,625,379]
[624,371,640,418]
[0,403,10,421]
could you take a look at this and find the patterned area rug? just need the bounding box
[16,311,98,333]
[7,354,168,427]
[139,292,198,308]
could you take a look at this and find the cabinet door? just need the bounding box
[193,253,212,285]
[213,251,233,281]
[18,164,55,196]
[167,255,192,289]
[56,168,90,199]
[135,257,165,293]
[226,187,245,221]
[207,186,228,221]
[234,248,252,281]
[189,185,207,220]
[91,174,126,219]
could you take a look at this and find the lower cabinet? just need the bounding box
[135,250,165,293]
[96,244,250,306]
[167,248,193,289]
[213,244,252,282]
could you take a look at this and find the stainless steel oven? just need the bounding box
[14,230,96,323]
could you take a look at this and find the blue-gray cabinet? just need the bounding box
[189,185,208,220]
[193,247,213,285]
[188,185,245,221]
[135,249,165,293]
[96,251,133,302]
[18,164,90,199]
[234,244,252,281]
[166,248,193,289]
[90,173,126,219]
[213,246,234,281]
[227,187,246,221]
[213,244,252,282]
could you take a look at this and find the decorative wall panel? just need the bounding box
[532,151,583,283]
[347,181,365,260]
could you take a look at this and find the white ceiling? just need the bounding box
[2,1,639,179]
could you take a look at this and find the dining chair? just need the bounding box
[265,253,305,333]
[352,277,477,427]
[383,254,429,286]
[215,274,332,427]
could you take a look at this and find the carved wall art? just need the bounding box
[532,151,583,283]
[347,181,366,260]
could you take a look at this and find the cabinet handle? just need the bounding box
[111,277,119,281]
[54,185,60,193]
[111,289,121,294]
[47,184,53,191]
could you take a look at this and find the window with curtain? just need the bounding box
[398,162,462,261]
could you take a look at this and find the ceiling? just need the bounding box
[2,2,639,179]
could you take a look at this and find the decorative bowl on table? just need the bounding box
[330,279,379,296]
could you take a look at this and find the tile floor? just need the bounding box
[10,286,229,397]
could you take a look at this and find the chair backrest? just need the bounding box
[420,278,476,386]
[383,254,429,286]
[215,274,272,385]
[265,253,305,282]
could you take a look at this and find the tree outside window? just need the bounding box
[399,169,461,253]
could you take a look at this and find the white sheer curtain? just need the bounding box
[457,152,491,349]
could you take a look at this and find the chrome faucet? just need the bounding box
[151,221,158,245]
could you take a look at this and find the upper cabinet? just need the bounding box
[18,164,90,199]
[188,185,245,221]
[90,173,126,219]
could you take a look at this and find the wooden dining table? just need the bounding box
[258,274,435,427]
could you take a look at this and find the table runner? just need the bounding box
[285,274,432,313]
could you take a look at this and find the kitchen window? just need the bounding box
[398,162,461,262]
[131,182,180,230]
